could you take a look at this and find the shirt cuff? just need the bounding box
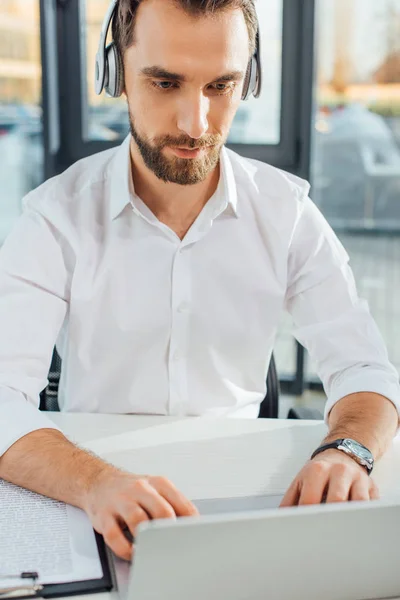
[0,387,63,457]
[324,369,400,424]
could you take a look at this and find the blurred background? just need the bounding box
[0,0,399,411]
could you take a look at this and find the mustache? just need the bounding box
[155,134,223,150]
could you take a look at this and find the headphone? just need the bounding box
[95,0,262,101]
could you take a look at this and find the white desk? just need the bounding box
[47,413,400,600]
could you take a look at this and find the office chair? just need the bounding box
[40,349,322,419]
[258,354,322,420]
[39,348,62,412]
[258,353,279,418]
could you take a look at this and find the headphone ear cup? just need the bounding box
[241,60,252,101]
[242,56,258,101]
[104,42,125,98]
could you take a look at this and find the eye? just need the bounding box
[153,81,177,90]
[210,82,236,95]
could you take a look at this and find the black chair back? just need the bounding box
[258,353,280,419]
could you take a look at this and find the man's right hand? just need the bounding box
[0,429,198,562]
[83,469,199,561]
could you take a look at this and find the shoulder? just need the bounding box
[226,148,310,208]
[22,144,119,219]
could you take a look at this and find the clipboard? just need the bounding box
[0,532,114,600]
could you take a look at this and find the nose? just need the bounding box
[176,92,210,140]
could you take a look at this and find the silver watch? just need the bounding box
[311,438,374,475]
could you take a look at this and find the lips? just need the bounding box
[169,147,204,158]
[169,144,215,157]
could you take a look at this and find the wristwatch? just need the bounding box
[311,438,374,475]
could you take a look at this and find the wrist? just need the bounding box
[326,393,398,460]
[311,438,374,475]
[323,432,377,458]
[79,456,118,510]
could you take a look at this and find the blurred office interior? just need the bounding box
[0,0,399,414]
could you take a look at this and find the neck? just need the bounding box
[129,139,221,238]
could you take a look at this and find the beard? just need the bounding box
[129,115,225,186]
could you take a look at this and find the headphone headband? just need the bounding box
[253,28,262,99]
[95,0,118,95]
[95,0,262,101]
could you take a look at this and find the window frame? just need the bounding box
[42,0,315,178]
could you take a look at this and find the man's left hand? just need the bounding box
[280,449,379,507]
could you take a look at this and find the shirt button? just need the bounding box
[177,302,190,313]
[173,350,181,361]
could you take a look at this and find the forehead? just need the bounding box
[127,0,250,77]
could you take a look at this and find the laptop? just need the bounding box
[193,493,284,515]
[121,496,400,600]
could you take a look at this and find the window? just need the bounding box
[85,0,283,146]
[86,0,124,142]
[313,0,400,230]
[228,0,283,146]
[51,0,310,172]
[308,0,400,381]
[0,0,43,245]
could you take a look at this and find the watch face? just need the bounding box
[343,439,372,462]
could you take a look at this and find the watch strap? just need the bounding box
[310,439,346,461]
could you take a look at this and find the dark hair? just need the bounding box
[112,0,258,57]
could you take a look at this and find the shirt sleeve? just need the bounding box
[0,203,71,456]
[285,195,400,423]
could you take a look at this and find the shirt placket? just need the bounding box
[168,242,192,416]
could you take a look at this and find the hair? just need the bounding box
[112,0,258,57]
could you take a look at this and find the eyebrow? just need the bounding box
[140,66,245,83]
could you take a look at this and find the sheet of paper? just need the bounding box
[96,425,326,500]
[0,480,103,587]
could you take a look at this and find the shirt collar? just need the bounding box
[108,134,132,221]
[108,134,239,221]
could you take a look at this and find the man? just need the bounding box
[0,0,398,562]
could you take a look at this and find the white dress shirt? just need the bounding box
[0,135,399,456]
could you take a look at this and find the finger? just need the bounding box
[149,476,199,516]
[120,506,150,540]
[369,479,380,501]
[298,466,330,506]
[325,465,354,503]
[349,477,371,502]
[102,517,133,562]
[134,478,178,520]
[280,478,301,507]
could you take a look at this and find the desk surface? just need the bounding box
[46,414,400,600]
